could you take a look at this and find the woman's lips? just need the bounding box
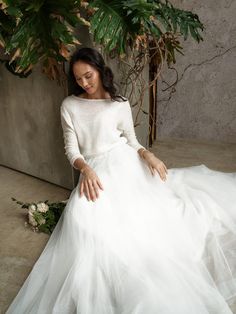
[85,86,92,91]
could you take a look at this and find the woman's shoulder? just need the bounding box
[61,95,75,107]
[61,95,85,114]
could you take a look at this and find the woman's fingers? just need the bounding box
[79,165,104,201]
[91,179,104,201]
[164,164,168,174]
[152,165,167,181]
[87,179,96,201]
[79,181,84,197]
[97,179,104,191]
[148,165,155,176]
[89,182,99,201]
[148,163,162,178]
[93,181,100,198]
[84,180,91,201]
[159,166,166,181]
[161,167,167,181]
[81,178,104,202]
[87,179,100,202]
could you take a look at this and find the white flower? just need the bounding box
[28,204,37,213]
[38,217,46,225]
[28,212,38,227]
[37,202,49,213]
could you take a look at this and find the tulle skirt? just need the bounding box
[6,142,236,314]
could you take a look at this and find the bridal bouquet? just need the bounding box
[11,197,67,234]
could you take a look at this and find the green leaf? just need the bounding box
[51,20,74,44]
[25,0,45,12]
[6,6,22,17]
[38,224,51,234]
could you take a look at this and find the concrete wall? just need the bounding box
[157,0,236,143]
[0,63,74,189]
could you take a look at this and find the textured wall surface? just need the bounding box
[0,64,73,189]
[157,0,236,143]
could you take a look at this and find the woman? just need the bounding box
[6,47,236,314]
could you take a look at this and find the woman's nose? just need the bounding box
[81,78,89,88]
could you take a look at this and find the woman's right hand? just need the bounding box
[79,165,104,202]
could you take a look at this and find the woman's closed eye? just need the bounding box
[76,75,92,82]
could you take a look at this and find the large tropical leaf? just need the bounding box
[88,0,204,57]
[153,1,204,42]
[0,0,87,79]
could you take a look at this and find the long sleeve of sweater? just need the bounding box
[60,103,85,167]
[118,100,146,151]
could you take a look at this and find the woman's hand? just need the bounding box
[141,150,168,181]
[79,165,104,202]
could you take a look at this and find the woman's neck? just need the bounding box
[81,91,111,100]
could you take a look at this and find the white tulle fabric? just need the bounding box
[6,141,236,314]
[6,96,236,313]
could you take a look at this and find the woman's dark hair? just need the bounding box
[68,47,126,101]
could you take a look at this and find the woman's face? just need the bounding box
[73,61,102,95]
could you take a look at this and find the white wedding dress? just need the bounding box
[6,95,236,314]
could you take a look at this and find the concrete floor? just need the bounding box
[0,167,71,313]
[1,138,236,313]
[152,137,236,172]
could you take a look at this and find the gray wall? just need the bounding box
[157,0,236,143]
[0,63,74,189]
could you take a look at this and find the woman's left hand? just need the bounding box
[142,151,168,181]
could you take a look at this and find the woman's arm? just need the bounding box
[60,102,104,200]
[60,103,86,170]
[139,147,168,181]
[118,100,168,181]
[118,100,146,151]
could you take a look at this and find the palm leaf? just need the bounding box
[89,1,130,55]
[1,0,86,77]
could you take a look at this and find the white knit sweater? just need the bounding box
[60,95,145,168]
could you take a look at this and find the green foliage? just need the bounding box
[11,197,67,234]
[0,0,204,79]
[88,0,204,58]
[154,1,203,42]
[0,0,86,77]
